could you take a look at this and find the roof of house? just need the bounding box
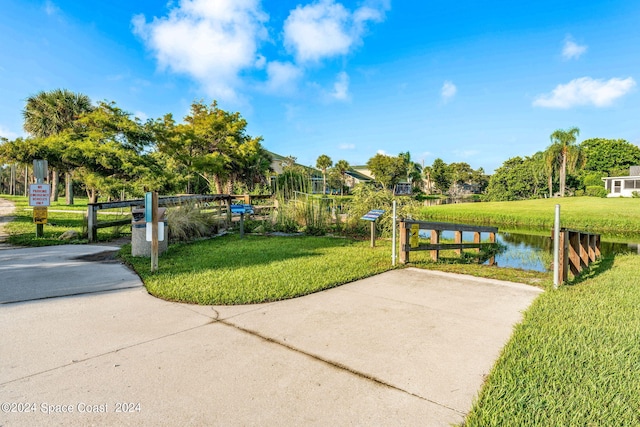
[345,169,373,181]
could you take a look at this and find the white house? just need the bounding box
[602,166,640,197]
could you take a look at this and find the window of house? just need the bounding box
[614,180,622,193]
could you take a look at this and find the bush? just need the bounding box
[166,202,219,242]
[345,184,420,237]
[585,186,608,198]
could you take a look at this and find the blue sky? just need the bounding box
[1,0,638,172]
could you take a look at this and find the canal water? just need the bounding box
[419,229,639,272]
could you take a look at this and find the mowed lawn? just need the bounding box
[464,253,640,426]
[121,234,393,305]
[419,197,640,237]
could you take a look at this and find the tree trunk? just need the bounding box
[9,163,16,195]
[65,172,74,205]
[86,188,98,204]
[24,165,28,197]
[560,150,567,197]
[548,174,553,198]
[50,169,59,202]
[213,175,224,194]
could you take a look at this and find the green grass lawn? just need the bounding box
[463,253,640,426]
[120,234,394,304]
[420,197,640,238]
[1,195,130,246]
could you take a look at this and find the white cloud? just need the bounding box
[376,149,388,155]
[329,71,350,100]
[0,125,19,140]
[533,77,636,109]
[44,0,61,16]
[283,0,388,63]
[562,37,587,60]
[264,61,302,94]
[134,111,149,121]
[453,149,479,159]
[441,80,457,102]
[132,0,268,102]
[339,143,355,150]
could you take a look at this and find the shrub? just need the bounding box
[585,186,608,198]
[166,202,219,242]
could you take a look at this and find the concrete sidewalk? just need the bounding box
[0,245,141,303]
[0,255,542,426]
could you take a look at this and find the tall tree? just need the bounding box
[155,100,266,194]
[366,153,408,189]
[549,127,582,197]
[431,158,450,194]
[399,151,422,187]
[22,89,93,204]
[334,160,350,196]
[316,154,333,194]
[543,145,561,197]
[581,138,640,176]
[485,155,546,201]
[68,101,161,202]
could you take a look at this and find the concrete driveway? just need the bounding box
[0,241,542,427]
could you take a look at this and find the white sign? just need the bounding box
[29,184,51,207]
[146,222,165,242]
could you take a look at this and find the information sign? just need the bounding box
[33,206,48,224]
[410,223,420,248]
[360,209,385,221]
[29,184,51,207]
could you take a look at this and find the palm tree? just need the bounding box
[23,89,92,204]
[543,145,561,197]
[316,154,332,194]
[549,127,582,197]
[334,160,350,196]
[399,151,423,188]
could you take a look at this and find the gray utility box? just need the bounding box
[131,207,168,257]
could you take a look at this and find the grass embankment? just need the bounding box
[420,197,640,237]
[464,254,640,426]
[1,195,129,246]
[120,234,393,305]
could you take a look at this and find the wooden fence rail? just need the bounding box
[555,228,601,283]
[399,220,498,264]
[87,194,232,242]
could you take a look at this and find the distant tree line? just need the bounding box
[485,127,640,201]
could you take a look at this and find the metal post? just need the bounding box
[392,200,397,266]
[151,191,159,272]
[370,221,376,248]
[553,204,560,289]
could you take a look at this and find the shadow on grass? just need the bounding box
[564,254,616,287]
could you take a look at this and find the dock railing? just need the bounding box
[399,220,498,264]
[554,228,601,284]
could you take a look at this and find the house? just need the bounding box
[602,166,640,197]
[345,168,373,188]
[266,150,324,193]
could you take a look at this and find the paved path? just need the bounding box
[0,198,16,247]
[0,238,542,427]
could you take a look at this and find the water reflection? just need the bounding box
[418,229,638,272]
[493,232,637,272]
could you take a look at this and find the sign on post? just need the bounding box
[360,210,385,222]
[410,223,420,248]
[361,209,385,248]
[33,206,48,224]
[29,184,51,207]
